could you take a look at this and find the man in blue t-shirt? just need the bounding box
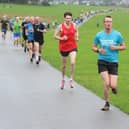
[92,16,126,111]
[26,17,34,62]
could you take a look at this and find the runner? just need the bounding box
[92,16,126,111]
[13,16,21,47]
[0,15,9,40]
[26,17,35,62]
[54,12,79,89]
[9,17,15,39]
[21,16,29,52]
[33,16,47,64]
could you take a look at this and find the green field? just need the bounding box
[0,3,111,22]
[1,4,129,114]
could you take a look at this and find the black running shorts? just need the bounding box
[60,48,77,57]
[97,60,118,75]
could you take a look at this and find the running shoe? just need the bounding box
[36,61,39,65]
[101,102,110,111]
[112,88,117,94]
[69,79,74,88]
[60,80,65,90]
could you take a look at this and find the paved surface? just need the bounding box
[0,33,129,129]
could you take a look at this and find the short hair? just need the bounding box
[64,12,72,18]
[104,15,112,22]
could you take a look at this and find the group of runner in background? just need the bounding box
[0,14,47,64]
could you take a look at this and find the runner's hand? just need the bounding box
[61,35,68,41]
[110,45,118,50]
[98,48,106,54]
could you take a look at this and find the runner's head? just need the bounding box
[104,16,112,32]
[34,16,40,24]
[16,16,20,22]
[64,12,72,25]
[2,15,7,20]
[25,16,29,22]
[30,16,34,24]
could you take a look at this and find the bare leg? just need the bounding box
[100,71,110,102]
[69,51,76,87]
[61,56,67,80]
[69,51,76,80]
[39,44,42,61]
[29,43,33,62]
[109,74,118,94]
[60,56,67,89]
[34,42,39,64]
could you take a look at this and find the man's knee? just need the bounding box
[62,64,66,69]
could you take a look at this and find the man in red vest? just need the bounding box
[54,12,79,90]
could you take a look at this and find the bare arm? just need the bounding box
[92,44,106,54]
[54,25,61,40]
[110,43,126,51]
[54,25,67,41]
[92,44,99,52]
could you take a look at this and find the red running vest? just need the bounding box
[59,22,77,52]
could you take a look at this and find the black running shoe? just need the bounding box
[112,88,117,94]
[101,102,110,111]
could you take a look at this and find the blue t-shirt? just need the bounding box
[26,23,34,41]
[94,29,124,62]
